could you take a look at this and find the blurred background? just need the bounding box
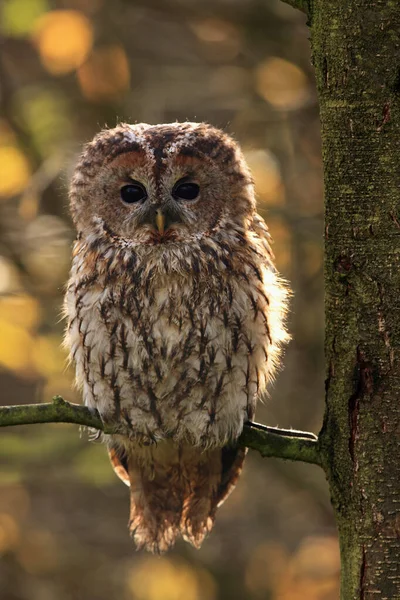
[0,0,336,598]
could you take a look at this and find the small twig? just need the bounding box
[280,0,310,15]
[247,421,318,440]
[239,422,321,466]
[0,396,322,467]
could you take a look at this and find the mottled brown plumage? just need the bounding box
[64,122,289,552]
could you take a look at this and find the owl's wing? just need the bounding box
[108,444,130,486]
[215,446,247,507]
[250,212,275,261]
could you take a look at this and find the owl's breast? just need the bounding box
[66,256,282,445]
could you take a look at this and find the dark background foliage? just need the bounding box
[0,0,336,598]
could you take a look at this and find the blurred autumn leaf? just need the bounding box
[32,10,93,75]
[14,88,71,155]
[0,295,40,330]
[77,45,130,102]
[0,147,31,198]
[33,335,68,378]
[265,214,291,271]
[274,536,340,600]
[255,57,310,110]
[244,149,285,206]
[0,512,20,554]
[127,557,216,600]
[190,18,242,61]
[1,0,49,37]
[0,319,36,375]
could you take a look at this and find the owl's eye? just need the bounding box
[173,180,200,201]
[120,183,147,204]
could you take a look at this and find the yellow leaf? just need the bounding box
[0,147,31,198]
[1,0,49,37]
[42,372,77,404]
[244,149,285,206]
[0,319,36,375]
[33,10,93,75]
[255,57,310,110]
[33,335,67,378]
[0,295,40,330]
[77,45,130,102]
[0,513,20,554]
[273,536,340,600]
[127,558,216,600]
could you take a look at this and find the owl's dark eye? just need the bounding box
[120,183,147,204]
[173,181,200,201]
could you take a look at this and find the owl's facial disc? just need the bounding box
[70,123,257,247]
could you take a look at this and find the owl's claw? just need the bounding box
[98,409,159,446]
[126,429,158,447]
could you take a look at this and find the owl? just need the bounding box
[64,122,289,553]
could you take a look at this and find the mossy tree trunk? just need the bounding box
[310,1,400,598]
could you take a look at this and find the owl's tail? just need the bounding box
[108,440,246,553]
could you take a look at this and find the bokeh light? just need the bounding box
[32,10,93,75]
[77,45,130,102]
[0,147,31,198]
[255,57,310,110]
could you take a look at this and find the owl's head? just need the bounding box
[70,122,255,245]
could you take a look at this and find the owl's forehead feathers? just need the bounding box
[79,122,247,177]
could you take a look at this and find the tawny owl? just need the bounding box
[64,122,289,553]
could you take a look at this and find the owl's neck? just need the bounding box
[73,221,256,284]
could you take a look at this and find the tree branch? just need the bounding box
[239,422,321,466]
[280,0,309,15]
[0,396,322,467]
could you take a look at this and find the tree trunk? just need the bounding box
[311,1,400,598]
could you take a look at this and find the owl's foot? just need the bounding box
[197,413,246,449]
[125,427,159,446]
[100,409,161,446]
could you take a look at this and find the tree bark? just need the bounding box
[311,1,400,598]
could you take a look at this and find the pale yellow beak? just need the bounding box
[155,209,165,234]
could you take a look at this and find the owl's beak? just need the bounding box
[155,209,166,235]
[139,206,181,234]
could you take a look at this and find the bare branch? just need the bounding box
[239,422,321,466]
[280,0,309,15]
[0,396,322,467]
